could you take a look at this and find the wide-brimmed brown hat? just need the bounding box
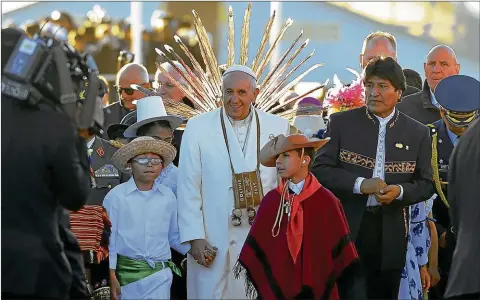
[112,136,177,172]
[259,134,330,167]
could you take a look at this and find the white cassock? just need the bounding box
[177,107,289,299]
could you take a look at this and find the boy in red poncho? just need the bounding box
[234,134,359,299]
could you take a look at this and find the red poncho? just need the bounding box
[235,174,358,299]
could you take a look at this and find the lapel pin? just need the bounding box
[406,145,409,150]
[395,143,403,149]
[439,139,443,144]
[97,147,105,158]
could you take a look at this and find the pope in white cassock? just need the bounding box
[177,65,290,299]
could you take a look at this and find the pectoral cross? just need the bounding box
[283,197,293,221]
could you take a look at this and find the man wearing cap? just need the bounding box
[427,75,480,299]
[445,117,480,300]
[313,57,434,299]
[177,65,290,299]
[103,63,150,136]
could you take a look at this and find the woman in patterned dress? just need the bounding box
[399,199,434,299]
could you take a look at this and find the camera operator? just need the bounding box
[1,27,92,299]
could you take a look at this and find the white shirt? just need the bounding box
[227,106,254,156]
[288,179,305,195]
[430,89,441,108]
[155,163,178,196]
[87,136,96,149]
[103,177,190,270]
[353,109,404,206]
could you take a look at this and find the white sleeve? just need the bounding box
[103,190,119,270]
[177,120,206,243]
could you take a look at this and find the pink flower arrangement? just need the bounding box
[324,68,366,115]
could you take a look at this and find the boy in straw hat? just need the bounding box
[234,134,359,299]
[103,136,197,300]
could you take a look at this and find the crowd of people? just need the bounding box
[2,5,480,300]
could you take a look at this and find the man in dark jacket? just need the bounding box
[397,45,460,125]
[428,75,480,299]
[1,97,91,299]
[102,63,149,135]
[313,57,434,299]
[445,117,480,300]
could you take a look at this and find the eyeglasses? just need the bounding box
[132,158,163,165]
[115,83,148,96]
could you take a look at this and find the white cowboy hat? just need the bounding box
[112,136,177,172]
[123,96,183,138]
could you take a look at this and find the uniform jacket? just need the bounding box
[177,107,290,299]
[312,107,434,270]
[445,119,480,298]
[102,101,131,139]
[428,119,458,298]
[87,137,123,205]
[1,101,90,298]
[429,120,455,241]
[397,80,442,125]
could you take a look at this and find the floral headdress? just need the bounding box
[324,68,365,116]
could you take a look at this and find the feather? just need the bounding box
[239,3,252,65]
[251,10,276,73]
[227,6,235,67]
[255,18,294,81]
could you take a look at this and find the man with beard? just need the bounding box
[397,45,460,125]
[313,57,434,299]
[103,63,150,133]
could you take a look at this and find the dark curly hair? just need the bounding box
[363,56,406,93]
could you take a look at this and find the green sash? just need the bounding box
[116,255,182,287]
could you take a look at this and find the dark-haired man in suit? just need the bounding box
[313,56,435,299]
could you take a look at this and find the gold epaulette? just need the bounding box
[427,124,450,208]
[109,140,125,149]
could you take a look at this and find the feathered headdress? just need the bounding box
[324,68,365,116]
[152,3,327,120]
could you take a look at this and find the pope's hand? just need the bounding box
[190,239,218,267]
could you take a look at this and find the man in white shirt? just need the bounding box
[177,65,290,299]
[313,56,435,299]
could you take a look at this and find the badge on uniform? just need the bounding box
[96,147,105,157]
[95,164,119,178]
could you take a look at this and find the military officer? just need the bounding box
[428,75,480,299]
[70,128,125,300]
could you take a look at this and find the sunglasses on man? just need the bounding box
[115,83,149,96]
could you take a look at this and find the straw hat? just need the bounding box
[259,134,330,167]
[112,136,177,172]
[123,96,183,138]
